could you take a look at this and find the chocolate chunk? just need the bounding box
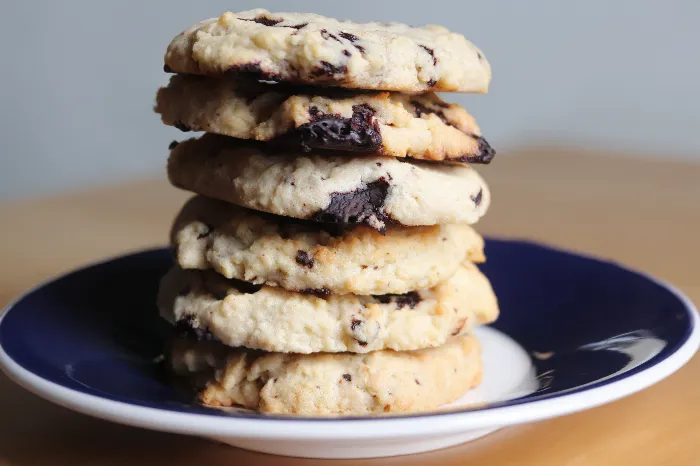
[289,22,308,29]
[415,379,421,385]
[411,100,452,125]
[272,211,348,238]
[339,31,359,42]
[312,179,389,231]
[411,99,472,131]
[471,189,483,207]
[295,250,315,268]
[475,136,496,163]
[173,121,192,132]
[312,61,347,77]
[339,31,366,53]
[350,318,362,331]
[357,340,368,347]
[455,136,496,164]
[373,291,421,309]
[342,374,352,382]
[419,45,437,66]
[427,79,437,87]
[226,63,282,82]
[163,64,173,73]
[168,140,179,150]
[411,100,431,119]
[299,287,331,298]
[240,16,283,26]
[295,104,382,152]
[174,316,216,342]
[342,49,351,57]
[320,29,342,43]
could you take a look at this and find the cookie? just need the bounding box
[157,262,498,354]
[171,195,485,295]
[155,75,495,163]
[167,135,491,232]
[164,10,490,93]
[168,333,482,415]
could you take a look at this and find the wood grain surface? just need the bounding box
[1,148,699,465]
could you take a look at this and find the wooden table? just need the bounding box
[1,148,699,465]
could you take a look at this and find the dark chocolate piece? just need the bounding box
[455,136,496,164]
[411,100,456,127]
[339,32,366,53]
[163,64,173,73]
[269,210,347,238]
[240,16,283,26]
[373,291,421,309]
[295,104,382,152]
[471,189,483,207]
[342,374,352,382]
[226,63,282,82]
[311,179,389,232]
[168,140,179,150]
[339,31,359,42]
[312,61,347,77]
[320,29,342,43]
[295,250,315,268]
[419,45,437,66]
[350,317,370,347]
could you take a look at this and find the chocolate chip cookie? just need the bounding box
[156,75,494,163]
[168,333,482,415]
[171,195,485,295]
[167,135,491,232]
[164,9,491,93]
[158,263,498,354]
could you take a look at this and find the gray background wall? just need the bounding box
[0,0,698,198]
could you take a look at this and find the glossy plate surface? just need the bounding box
[0,240,697,458]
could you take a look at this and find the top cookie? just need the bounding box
[164,9,491,93]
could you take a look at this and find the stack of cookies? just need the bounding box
[155,9,499,416]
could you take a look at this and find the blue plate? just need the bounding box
[0,239,697,458]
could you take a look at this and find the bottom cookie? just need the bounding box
[168,334,482,416]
